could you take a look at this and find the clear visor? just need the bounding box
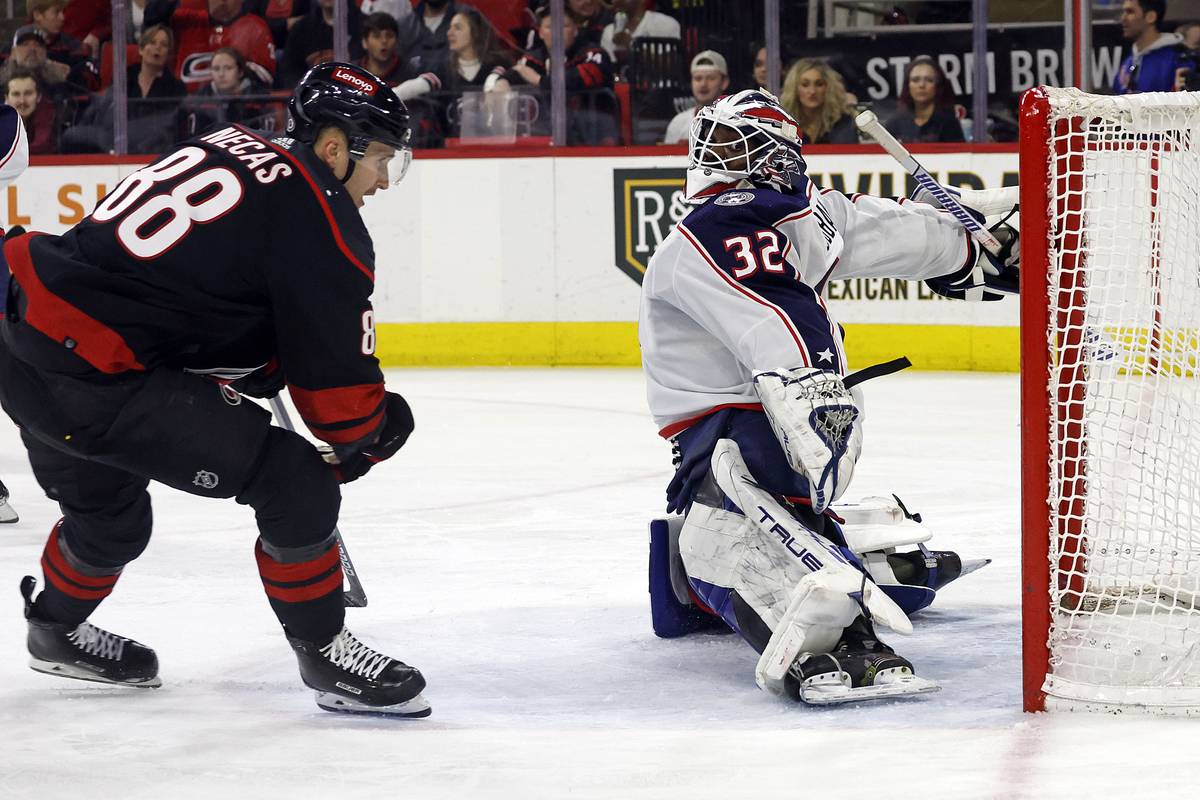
[348,144,413,187]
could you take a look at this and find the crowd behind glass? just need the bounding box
[0,0,1192,154]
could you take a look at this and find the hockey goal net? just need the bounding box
[1021,86,1200,714]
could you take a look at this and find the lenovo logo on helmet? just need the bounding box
[331,67,378,95]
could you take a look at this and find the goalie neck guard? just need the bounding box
[686,89,807,203]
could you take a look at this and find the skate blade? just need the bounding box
[798,671,939,706]
[0,501,17,523]
[314,691,431,718]
[959,558,991,577]
[29,658,162,688]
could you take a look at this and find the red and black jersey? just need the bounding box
[173,8,277,91]
[3,125,387,455]
[509,40,613,92]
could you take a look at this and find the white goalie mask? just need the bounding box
[686,89,807,202]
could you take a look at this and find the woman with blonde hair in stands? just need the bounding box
[780,58,858,144]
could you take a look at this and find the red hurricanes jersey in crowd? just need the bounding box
[173,7,277,90]
[3,125,388,453]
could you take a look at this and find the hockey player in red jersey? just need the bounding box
[640,90,1016,705]
[0,62,430,717]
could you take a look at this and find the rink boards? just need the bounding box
[17,146,1022,370]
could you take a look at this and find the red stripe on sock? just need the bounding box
[254,540,342,583]
[261,567,344,603]
[41,556,116,600]
[43,528,119,589]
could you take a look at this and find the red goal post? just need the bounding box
[1020,86,1200,714]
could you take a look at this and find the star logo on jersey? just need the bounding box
[817,348,834,364]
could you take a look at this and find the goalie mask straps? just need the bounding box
[842,356,912,391]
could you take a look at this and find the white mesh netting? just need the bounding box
[1041,88,1200,712]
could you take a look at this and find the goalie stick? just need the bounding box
[267,395,369,608]
[855,110,1006,255]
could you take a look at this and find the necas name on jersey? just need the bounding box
[198,127,294,184]
[331,67,379,95]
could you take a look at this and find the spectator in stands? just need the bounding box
[599,0,680,64]
[443,8,509,92]
[65,0,165,57]
[752,45,767,88]
[25,0,89,78]
[359,11,408,84]
[397,0,475,78]
[4,69,56,153]
[187,45,272,133]
[169,0,276,91]
[568,0,612,47]
[0,27,71,94]
[1115,0,1193,93]
[63,24,186,153]
[780,58,857,145]
[1178,21,1200,49]
[885,57,964,143]
[663,50,728,144]
[508,8,617,145]
[281,0,364,87]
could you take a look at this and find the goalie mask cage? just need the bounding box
[1021,86,1200,714]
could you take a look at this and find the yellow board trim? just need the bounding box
[376,322,1020,371]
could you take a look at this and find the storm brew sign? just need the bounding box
[612,168,687,285]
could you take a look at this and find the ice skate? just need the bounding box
[20,577,161,688]
[287,626,430,718]
[786,617,938,706]
[0,479,17,523]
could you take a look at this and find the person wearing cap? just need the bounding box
[663,49,729,144]
[0,27,70,94]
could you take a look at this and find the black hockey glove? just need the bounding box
[925,222,1019,302]
[228,359,285,399]
[335,392,414,484]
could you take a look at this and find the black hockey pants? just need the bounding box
[0,322,346,643]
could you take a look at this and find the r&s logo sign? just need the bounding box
[611,168,688,285]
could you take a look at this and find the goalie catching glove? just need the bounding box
[752,367,862,514]
[331,391,415,483]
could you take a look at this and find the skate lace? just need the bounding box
[319,628,392,680]
[68,623,125,661]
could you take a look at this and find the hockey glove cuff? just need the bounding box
[335,392,414,483]
[925,222,1019,302]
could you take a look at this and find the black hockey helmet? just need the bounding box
[287,61,412,181]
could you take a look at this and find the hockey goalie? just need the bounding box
[638,90,1018,705]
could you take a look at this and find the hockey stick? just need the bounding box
[855,110,1004,256]
[267,395,369,608]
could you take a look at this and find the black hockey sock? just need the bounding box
[36,520,122,624]
[255,536,345,644]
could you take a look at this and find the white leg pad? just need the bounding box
[754,569,863,694]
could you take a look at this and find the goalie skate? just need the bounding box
[786,619,939,706]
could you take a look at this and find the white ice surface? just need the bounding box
[1,369,1197,799]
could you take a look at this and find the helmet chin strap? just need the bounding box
[339,158,357,184]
